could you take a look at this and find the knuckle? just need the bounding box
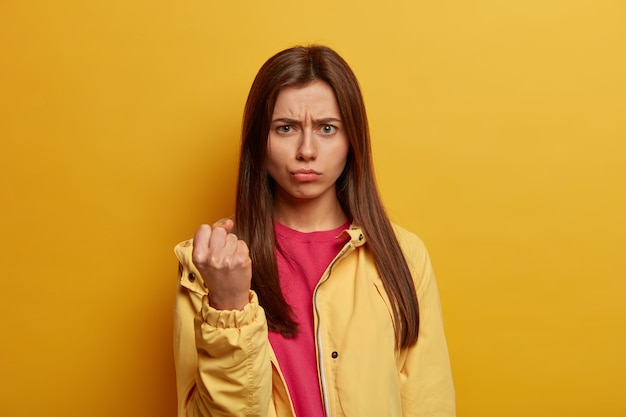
[208,255,221,268]
[191,250,205,266]
[232,253,251,268]
[239,242,250,254]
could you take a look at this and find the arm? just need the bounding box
[174,240,272,417]
[398,235,456,416]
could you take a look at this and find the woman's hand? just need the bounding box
[192,219,252,310]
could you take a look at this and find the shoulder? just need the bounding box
[390,223,434,292]
[390,223,428,257]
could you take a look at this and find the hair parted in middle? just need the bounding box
[233,45,419,349]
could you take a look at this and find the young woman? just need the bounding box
[173,45,455,417]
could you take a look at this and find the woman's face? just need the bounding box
[267,79,349,206]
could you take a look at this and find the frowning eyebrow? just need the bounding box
[271,117,342,124]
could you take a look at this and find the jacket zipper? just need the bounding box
[313,242,353,417]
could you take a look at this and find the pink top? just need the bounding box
[268,221,350,417]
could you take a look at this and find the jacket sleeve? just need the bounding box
[398,234,456,417]
[173,241,272,417]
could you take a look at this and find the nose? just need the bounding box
[296,129,317,161]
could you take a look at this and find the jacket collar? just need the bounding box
[175,223,368,294]
[341,224,367,248]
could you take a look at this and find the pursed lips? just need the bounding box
[293,169,320,175]
[292,169,321,181]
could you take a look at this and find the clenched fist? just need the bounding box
[192,219,252,310]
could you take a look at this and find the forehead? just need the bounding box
[272,80,340,116]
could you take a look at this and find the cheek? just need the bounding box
[266,142,277,164]
[336,141,350,168]
[265,140,285,176]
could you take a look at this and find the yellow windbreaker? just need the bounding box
[173,224,456,417]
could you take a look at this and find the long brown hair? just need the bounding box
[234,45,419,349]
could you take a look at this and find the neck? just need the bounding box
[273,196,348,233]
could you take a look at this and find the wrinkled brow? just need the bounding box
[271,117,342,124]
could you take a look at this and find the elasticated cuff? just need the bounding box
[200,290,260,329]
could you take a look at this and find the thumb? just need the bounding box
[213,218,235,233]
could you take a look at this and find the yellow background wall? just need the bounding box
[1,1,624,416]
